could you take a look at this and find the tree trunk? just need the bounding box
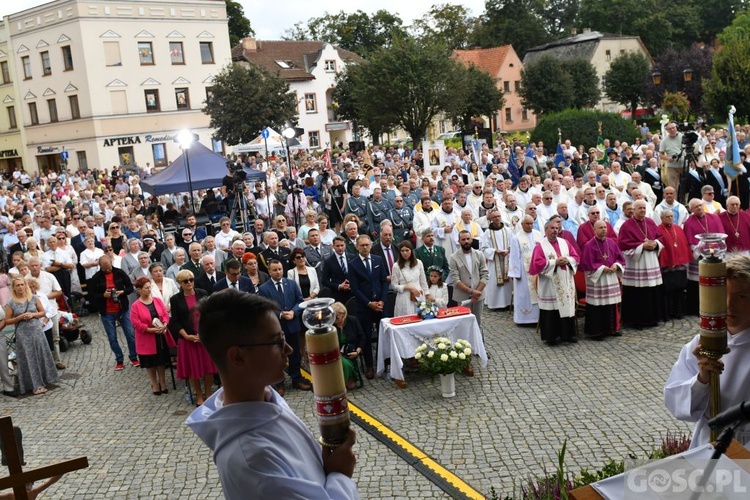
[630,101,638,124]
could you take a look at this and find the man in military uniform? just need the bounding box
[390,196,414,244]
[345,182,368,220]
[367,187,392,240]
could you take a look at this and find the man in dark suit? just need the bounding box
[370,224,396,278]
[321,236,352,304]
[258,260,311,394]
[304,228,333,271]
[71,221,103,256]
[415,228,450,282]
[195,255,225,295]
[259,232,291,275]
[9,228,30,256]
[214,259,255,293]
[347,234,389,379]
[180,242,205,279]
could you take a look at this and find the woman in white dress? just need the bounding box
[391,240,432,316]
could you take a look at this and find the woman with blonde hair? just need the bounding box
[298,210,319,242]
[5,276,59,396]
[169,269,216,406]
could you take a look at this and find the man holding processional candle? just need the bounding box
[187,291,359,499]
[665,253,750,449]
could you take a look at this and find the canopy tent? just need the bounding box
[233,127,309,154]
[141,142,230,195]
[233,128,284,153]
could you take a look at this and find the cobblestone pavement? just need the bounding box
[1,308,696,498]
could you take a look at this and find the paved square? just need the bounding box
[1,309,695,498]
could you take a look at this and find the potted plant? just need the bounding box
[414,338,472,397]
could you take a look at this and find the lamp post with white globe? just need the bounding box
[174,129,199,213]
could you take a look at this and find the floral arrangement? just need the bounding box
[416,300,439,320]
[415,337,472,375]
[662,91,690,118]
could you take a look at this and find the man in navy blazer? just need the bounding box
[347,234,389,379]
[258,259,311,393]
[213,259,255,293]
[320,236,352,304]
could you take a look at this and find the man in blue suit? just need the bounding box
[213,259,255,293]
[258,259,311,395]
[347,234,389,379]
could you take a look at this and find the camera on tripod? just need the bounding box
[681,130,700,154]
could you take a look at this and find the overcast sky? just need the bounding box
[2,1,487,40]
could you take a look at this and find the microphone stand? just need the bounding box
[689,423,739,500]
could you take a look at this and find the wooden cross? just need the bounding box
[0,416,88,499]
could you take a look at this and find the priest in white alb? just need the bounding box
[480,209,513,310]
[508,215,542,325]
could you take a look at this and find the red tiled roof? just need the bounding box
[452,46,512,78]
[232,39,363,82]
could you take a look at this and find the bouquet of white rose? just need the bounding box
[416,300,439,320]
[414,337,472,376]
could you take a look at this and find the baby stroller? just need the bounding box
[56,296,92,352]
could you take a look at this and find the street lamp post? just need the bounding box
[282,126,299,227]
[175,129,199,214]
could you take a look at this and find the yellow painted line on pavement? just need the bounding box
[301,370,484,499]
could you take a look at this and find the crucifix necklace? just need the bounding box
[595,237,608,260]
[666,224,678,247]
[635,218,649,242]
[728,212,740,238]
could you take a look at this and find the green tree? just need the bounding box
[718,8,750,43]
[519,54,574,115]
[474,0,550,57]
[602,51,651,120]
[703,37,750,122]
[410,4,476,50]
[203,63,298,146]
[334,37,469,145]
[450,64,505,130]
[284,10,406,57]
[537,0,581,38]
[333,67,397,145]
[531,109,639,149]
[224,0,253,47]
[566,58,601,108]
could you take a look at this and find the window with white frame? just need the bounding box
[304,93,317,113]
[308,131,320,148]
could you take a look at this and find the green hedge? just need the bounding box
[531,109,640,150]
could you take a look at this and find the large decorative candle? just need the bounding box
[696,233,729,441]
[301,298,350,448]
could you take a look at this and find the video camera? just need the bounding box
[226,161,247,185]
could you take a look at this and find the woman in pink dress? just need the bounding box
[168,269,216,406]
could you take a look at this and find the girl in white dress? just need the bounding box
[427,267,449,309]
[391,240,432,316]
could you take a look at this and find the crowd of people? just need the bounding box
[2,119,750,400]
[2,120,750,498]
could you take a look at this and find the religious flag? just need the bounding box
[525,144,534,160]
[362,149,373,167]
[554,143,565,170]
[725,105,741,180]
[507,147,520,183]
[471,139,482,166]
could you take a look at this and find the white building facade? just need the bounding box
[5,0,232,174]
[233,38,362,152]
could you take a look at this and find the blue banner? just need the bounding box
[725,106,741,180]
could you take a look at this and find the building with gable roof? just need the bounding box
[232,38,363,152]
[453,45,536,133]
[524,29,653,113]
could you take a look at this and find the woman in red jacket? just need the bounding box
[130,276,174,395]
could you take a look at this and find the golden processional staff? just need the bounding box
[696,233,729,441]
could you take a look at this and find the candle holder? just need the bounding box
[696,233,729,441]
[300,298,350,448]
